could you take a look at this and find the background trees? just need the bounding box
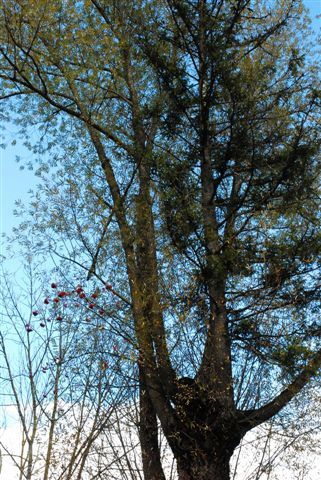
[0,1,320,479]
[0,255,141,479]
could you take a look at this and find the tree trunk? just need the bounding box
[139,365,166,480]
[176,454,231,480]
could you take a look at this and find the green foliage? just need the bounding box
[0,2,321,473]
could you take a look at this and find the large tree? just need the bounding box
[0,1,321,478]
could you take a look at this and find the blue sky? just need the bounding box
[0,3,320,477]
[0,0,320,238]
[0,128,40,235]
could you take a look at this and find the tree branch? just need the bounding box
[242,348,321,428]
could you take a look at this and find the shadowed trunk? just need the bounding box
[176,450,231,480]
[166,380,242,480]
[139,365,166,480]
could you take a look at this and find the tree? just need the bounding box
[0,255,139,479]
[0,1,321,478]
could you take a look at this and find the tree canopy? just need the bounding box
[0,1,321,478]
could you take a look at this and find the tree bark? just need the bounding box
[176,453,231,480]
[139,365,166,480]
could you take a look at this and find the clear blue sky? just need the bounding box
[0,1,320,238]
[0,127,40,235]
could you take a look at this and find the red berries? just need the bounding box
[46,280,118,329]
[32,310,39,316]
[25,324,33,333]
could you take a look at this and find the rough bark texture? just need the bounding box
[177,456,230,480]
[139,365,166,480]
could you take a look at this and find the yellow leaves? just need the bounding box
[129,350,137,363]
[303,257,314,264]
[100,359,108,370]
[83,0,92,10]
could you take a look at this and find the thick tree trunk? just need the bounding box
[176,454,231,480]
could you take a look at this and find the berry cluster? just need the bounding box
[25,281,117,333]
